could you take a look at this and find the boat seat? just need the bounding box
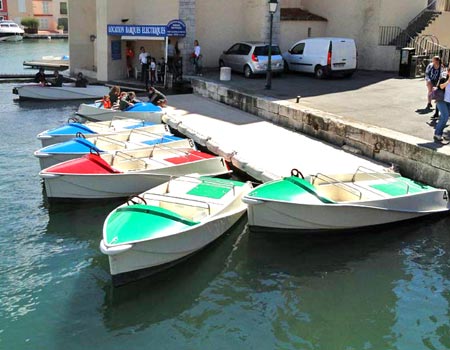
[159,202,208,222]
[113,159,146,171]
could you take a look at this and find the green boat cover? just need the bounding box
[187,177,245,199]
[105,204,199,245]
[370,177,434,196]
[248,176,335,204]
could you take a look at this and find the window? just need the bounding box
[39,18,49,29]
[253,45,281,56]
[0,17,3,21]
[0,0,3,10]
[60,2,67,15]
[18,0,26,13]
[226,44,241,55]
[238,44,251,55]
[42,1,49,14]
[291,43,305,55]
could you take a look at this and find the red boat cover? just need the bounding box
[165,150,215,165]
[43,153,122,174]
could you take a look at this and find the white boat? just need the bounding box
[35,132,193,170]
[100,176,252,286]
[40,148,230,199]
[243,167,450,232]
[37,118,165,147]
[77,102,164,123]
[0,20,24,42]
[12,83,110,100]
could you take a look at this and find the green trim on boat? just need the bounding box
[187,177,245,199]
[106,204,198,245]
[370,177,434,197]
[248,176,335,204]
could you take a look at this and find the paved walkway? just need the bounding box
[165,94,386,181]
[191,69,446,142]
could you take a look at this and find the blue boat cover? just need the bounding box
[141,135,182,146]
[125,102,163,113]
[45,123,96,136]
[41,138,103,154]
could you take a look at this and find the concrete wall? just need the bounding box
[68,0,96,78]
[379,0,427,27]
[280,0,303,7]
[7,0,33,23]
[279,21,327,52]
[420,12,450,48]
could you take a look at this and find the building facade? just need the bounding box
[68,0,442,81]
[6,0,33,24]
[0,0,9,20]
[32,0,68,31]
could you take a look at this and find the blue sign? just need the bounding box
[111,40,121,60]
[167,19,186,37]
[107,24,167,37]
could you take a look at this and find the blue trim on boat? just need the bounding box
[45,123,96,136]
[125,102,163,113]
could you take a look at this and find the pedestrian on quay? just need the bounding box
[434,69,450,143]
[192,40,202,76]
[150,57,157,86]
[425,56,443,116]
[167,39,175,73]
[139,46,150,88]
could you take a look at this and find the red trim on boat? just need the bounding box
[43,154,122,174]
[165,150,215,165]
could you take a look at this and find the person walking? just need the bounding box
[139,46,150,88]
[434,71,450,143]
[425,56,442,112]
[167,39,175,73]
[150,58,157,86]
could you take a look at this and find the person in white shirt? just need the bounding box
[139,46,150,87]
[193,40,202,76]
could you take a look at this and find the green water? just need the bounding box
[1,70,450,348]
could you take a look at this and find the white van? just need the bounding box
[282,37,357,79]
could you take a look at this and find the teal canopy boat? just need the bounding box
[243,167,449,232]
[100,176,252,286]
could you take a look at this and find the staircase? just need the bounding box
[389,10,441,48]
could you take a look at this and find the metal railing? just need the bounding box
[379,26,405,46]
[312,173,363,200]
[412,35,450,65]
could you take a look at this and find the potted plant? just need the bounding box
[21,17,39,34]
[57,25,65,34]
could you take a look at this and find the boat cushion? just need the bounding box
[141,135,182,146]
[165,150,215,164]
[370,177,433,196]
[105,204,199,245]
[187,177,244,199]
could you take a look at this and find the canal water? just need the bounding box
[1,41,450,350]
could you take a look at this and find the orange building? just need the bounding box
[0,0,9,20]
[32,0,68,31]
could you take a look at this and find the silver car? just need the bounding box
[219,41,284,78]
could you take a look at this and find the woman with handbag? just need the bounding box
[434,71,450,143]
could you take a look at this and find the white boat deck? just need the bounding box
[164,94,388,182]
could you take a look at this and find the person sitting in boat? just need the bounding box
[51,70,64,87]
[34,68,48,85]
[118,92,134,111]
[95,95,112,109]
[75,72,88,88]
[108,86,121,106]
[147,86,167,107]
[127,91,140,104]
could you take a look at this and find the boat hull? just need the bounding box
[77,103,163,123]
[245,190,449,232]
[14,84,110,100]
[40,157,230,199]
[0,34,23,42]
[101,192,248,285]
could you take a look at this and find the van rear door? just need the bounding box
[330,39,357,71]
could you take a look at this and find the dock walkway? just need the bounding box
[164,94,386,182]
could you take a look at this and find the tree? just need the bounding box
[21,17,39,34]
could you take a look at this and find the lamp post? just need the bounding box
[265,0,278,90]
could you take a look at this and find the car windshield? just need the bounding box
[253,45,281,56]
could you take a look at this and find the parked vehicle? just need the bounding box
[219,41,284,78]
[282,37,357,79]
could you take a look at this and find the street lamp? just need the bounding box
[265,0,278,90]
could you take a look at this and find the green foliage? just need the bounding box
[20,17,39,29]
